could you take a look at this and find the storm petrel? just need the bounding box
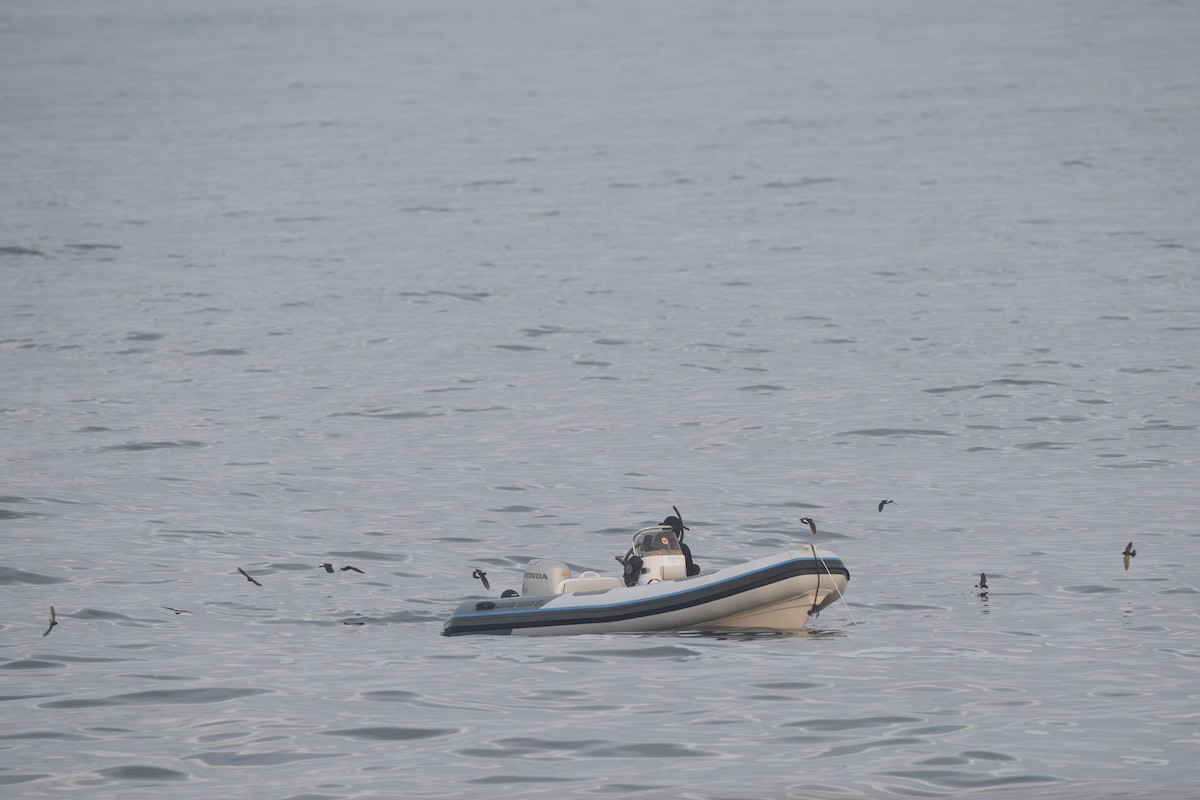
[472,568,490,590]
[1123,542,1136,571]
[237,567,262,587]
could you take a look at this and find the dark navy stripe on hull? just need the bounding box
[443,558,847,636]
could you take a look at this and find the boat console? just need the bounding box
[621,525,688,585]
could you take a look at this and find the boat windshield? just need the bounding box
[633,526,682,554]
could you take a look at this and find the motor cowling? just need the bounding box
[522,559,570,596]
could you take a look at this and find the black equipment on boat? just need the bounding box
[662,505,699,576]
[615,505,699,586]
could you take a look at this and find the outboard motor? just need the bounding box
[522,559,570,596]
[618,551,643,587]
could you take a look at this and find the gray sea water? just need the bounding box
[2,1,1198,798]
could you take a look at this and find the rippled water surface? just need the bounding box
[3,1,1198,798]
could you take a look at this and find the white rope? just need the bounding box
[810,542,858,627]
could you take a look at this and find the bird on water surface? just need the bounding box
[975,573,988,596]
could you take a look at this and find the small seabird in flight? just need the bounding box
[878,499,895,512]
[43,606,57,637]
[339,565,364,574]
[472,568,490,590]
[975,573,988,596]
[162,606,191,615]
[237,567,262,586]
[321,563,335,573]
[799,517,817,536]
[1122,542,1136,571]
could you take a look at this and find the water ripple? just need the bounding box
[184,751,340,767]
[566,645,702,660]
[328,409,445,420]
[39,687,271,709]
[185,348,247,356]
[881,768,1060,790]
[95,765,189,782]
[99,440,208,452]
[321,726,458,741]
[0,773,50,786]
[784,715,922,732]
[0,567,68,585]
[837,428,953,437]
[1,659,67,671]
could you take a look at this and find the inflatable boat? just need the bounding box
[443,513,849,637]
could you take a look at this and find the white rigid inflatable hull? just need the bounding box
[443,548,849,637]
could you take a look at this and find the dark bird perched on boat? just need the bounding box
[321,563,334,573]
[878,499,895,512]
[162,606,191,615]
[1123,542,1136,571]
[799,517,817,536]
[340,565,363,574]
[975,573,988,596]
[43,606,57,637]
[472,568,490,590]
[237,567,262,587]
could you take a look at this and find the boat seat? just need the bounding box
[558,573,624,594]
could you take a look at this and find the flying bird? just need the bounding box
[339,565,364,574]
[43,606,57,637]
[472,568,490,590]
[1122,542,1136,571]
[237,567,262,586]
[975,573,988,595]
[162,606,191,615]
[799,517,817,536]
[321,563,334,573]
[878,499,895,512]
